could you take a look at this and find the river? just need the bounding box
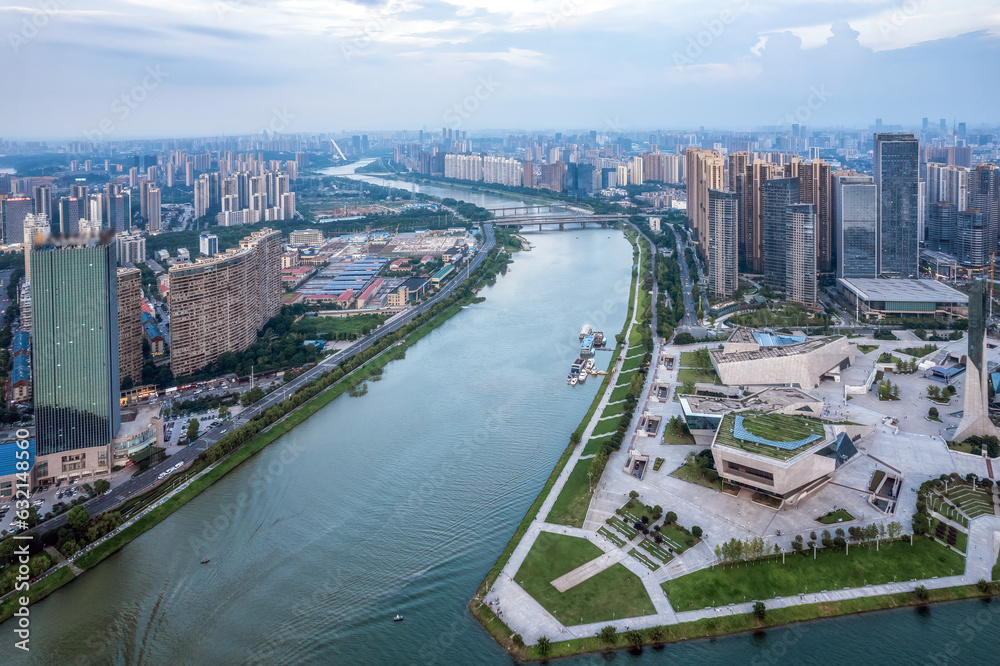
[10,172,1000,665]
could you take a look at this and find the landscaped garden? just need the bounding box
[816,508,855,524]
[514,532,655,625]
[661,537,965,610]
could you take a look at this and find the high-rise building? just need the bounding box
[834,175,877,279]
[685,148,724,258]
[873,133,919,277]
[194,175,210,220]
[281,191,296,220]
[199,233,219,256]
[969,163,999,251]
[168,229,281,376]
[147,188,162,232]
[707,189,738,300]
[32,184,52,220]
[116,231,146,265]
[108,191,131,233]
[22,214,49,280]
[927,202,957,254]
[117,267,143,387]
[57,197,80,236]
[741,159,781,273]
[1,196,32,244]
[785,203,818,306]
[761,177,800,291]
[87,193,104,228]
[788,160,833,273]
[31,232,120,466]
[957,208,988,268]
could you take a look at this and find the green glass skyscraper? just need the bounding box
[31,233,120,456]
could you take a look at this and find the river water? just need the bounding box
[10,172,1000,665]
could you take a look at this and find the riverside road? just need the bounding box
[27,223,496,536]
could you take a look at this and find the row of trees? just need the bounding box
[715,536,780,563]
[926,384,957,403]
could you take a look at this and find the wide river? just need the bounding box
[11,170,1000,665]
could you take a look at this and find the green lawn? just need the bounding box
[817,509,855,524]
[857,345,879,355]
[676,368,719,384]
[670,463,722,491]
[898,344,938,358]
[622,355,646,372]
[616,369,638,386]
[628,328,645,346]
[661,538,965,610]
[621,498,659,524]
[929,495,969,527]
[663,427,696,445]
[629,547,661,571]
[639,538,675,564]
[292,313,388,337]
[610,384,631,403]
[657,523,697,553]
[546,459,595,528]
[713,411,824,461]
[514,532,655,625]
[592,417,623,437]
[601,401,626,419]
[583,434,614,456]
[598,527,626,548]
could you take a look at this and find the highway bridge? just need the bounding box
[490,214,627,229]
[487,204,571,217]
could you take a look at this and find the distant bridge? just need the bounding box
[490,214,627,229]
[487,204,571,217]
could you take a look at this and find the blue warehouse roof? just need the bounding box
[0,439,35,476]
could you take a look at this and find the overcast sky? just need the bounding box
[3,0,999,140]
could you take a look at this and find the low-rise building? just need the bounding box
[836,277,969,320]
[710,328,855,389]
[431,264,455,286]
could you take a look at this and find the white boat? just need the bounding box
[585,358,596,372]
[570,376,578,386]
[579,324,592,339]
[577,371,587,383]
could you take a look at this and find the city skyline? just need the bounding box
[3,0,1000,139]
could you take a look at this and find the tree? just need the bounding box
[218,404,230,419]
[66,505,90,534]
[914,585,930,601]
[187,418,200,442]
[752,601,766,621]
[691,525,703,538]
[791,539,803,553]
[600,625,618,645]
[887,521,903,539]
[652,505,663,519]
[664,511,677,524]
[911,512,930,535]
[511,633,523,648]
[928,406,939,419]
[241,386,265,406]
[536,636,550,656]
[94,479,111,495]
[626,630,644,648]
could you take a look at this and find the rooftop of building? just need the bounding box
[682,387,821,418]
[714,410,830,462]
[837,277,968,304]
[713,334,844,365]
[116,403,162,441]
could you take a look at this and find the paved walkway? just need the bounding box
[551,549,626,592]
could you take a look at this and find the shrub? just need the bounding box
[511,634,524,648]
[691,525,703,538]
[664,511,677,524]
[914,585,930,601]
[600,625,618,645]
[752,601,766,620]
[536,636,550,656]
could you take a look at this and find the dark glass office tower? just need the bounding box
[31,233,120,456]
[761,177,800,291]
[873,133,919,277]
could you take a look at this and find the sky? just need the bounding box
[2,0,999,140]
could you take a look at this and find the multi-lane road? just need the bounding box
[28,223,496,535]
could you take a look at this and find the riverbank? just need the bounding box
[468,226,641,655]
[386,173,584,208]
[520,582,998,661]
[0,238,513,625]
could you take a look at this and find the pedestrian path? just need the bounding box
[551,549,626,592]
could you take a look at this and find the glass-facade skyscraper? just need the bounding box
[761,177,800,292]
[835,175,877,278]
[873,133,919,277]
[31,233,120,456]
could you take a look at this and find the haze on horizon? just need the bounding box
[3,0,1000,141]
